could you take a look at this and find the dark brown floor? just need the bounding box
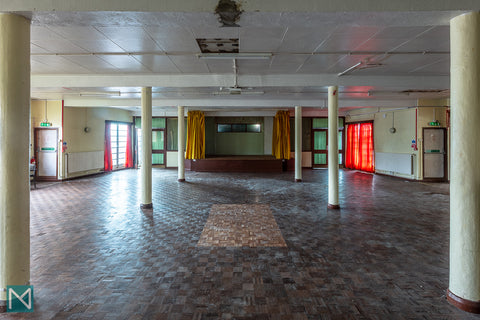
[1,168,477,319]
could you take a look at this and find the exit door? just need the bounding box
[423,128,447,181]
[34,128,58,181]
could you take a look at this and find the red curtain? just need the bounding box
[104,122,113,171]
[125,124,133,168]
[345,122,374,172]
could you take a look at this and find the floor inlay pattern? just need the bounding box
[197,204,287,247]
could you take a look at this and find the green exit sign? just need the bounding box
[40,122,52,127]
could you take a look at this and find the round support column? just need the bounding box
[295,106,302,182]
[178,106,185,182]
[140,87,153,209]
[448,12,480,313]
[0,13,31,308]
[328,86,340,209]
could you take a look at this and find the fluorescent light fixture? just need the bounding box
[368,91,410,97]
[197,53,272,60]
[79,91,121,97]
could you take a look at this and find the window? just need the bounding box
[105,122,132,171]
[345,122,374,172]
[111,123,129,168]
[134,117,166,166]
[216,123,262,133]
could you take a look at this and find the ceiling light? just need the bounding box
[197,53,272,60]
[78,91,121,97]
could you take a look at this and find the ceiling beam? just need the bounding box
[62,97,417,109]
[32,74,449,90]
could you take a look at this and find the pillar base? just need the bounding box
[0,301,5,313]
[447,289,480,314]
[327,204,340,210]
[295,179,302,182]
[178,178,186,182]
[140,203,153,210]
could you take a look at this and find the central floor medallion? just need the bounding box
[197,204,287,247]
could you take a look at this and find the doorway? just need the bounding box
[311,117,345,168]
[34,128,58,181]
[423,128,447,181]
[312,129,328,167]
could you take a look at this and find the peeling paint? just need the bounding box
[214,0,242,27]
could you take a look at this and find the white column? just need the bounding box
[295,106,302,182]
[0,13,31,306]
[328,86,340,209]
[177,106,185,182]
[140,87,152,209]
[448,12,480,313]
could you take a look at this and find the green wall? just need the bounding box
[206,117,264,155]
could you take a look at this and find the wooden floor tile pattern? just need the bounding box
[197,204,287,247]
[0,169,477,319]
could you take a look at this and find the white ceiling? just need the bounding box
[10,0,477,112]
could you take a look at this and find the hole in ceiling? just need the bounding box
[196,38,239,53]
[215,0,242,27]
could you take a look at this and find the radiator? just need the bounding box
[67,151,104,174]
[375,152,414,176]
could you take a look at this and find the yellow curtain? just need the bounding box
[186,111,205,159]
[272,110,291,159]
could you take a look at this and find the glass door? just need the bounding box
[312,129,328,167]
[152,129,165,166]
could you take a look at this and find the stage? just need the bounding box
[185,155,284,173]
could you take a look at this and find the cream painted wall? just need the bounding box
[375,109,416,154]
[64,107,132,153]
[346,107,418,179]
[63,107,133,178]
[374,108,418,179]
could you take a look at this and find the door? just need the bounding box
[423,128,447,181]
[152,129,165,166]
[34,128,58,181]
[312,129,328,167]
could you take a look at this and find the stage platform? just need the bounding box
[185,155,284,173]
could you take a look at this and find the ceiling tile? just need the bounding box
[277,28,330,53]
[409,58,449,75]
[97,55,151,72]
[235,60,272,74]
[189,26,239,39]
[62,55,117,73]
[31,26,64,41]
[131,55,181,73]
[31,43,51,54]
[110,39,164,52]
[144,27,199,52]
[296,54,346,73]
[31,56,91,73]
[269,54,310,73]
[393,26,450,52]
[239,27,286,52]
[168,55,210,73]
[371,26,432,39]
[47,26,108,40]
[70,40,125,53]
[204,60,236,73]
[96,27,153,40]
[31,40,88,54]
